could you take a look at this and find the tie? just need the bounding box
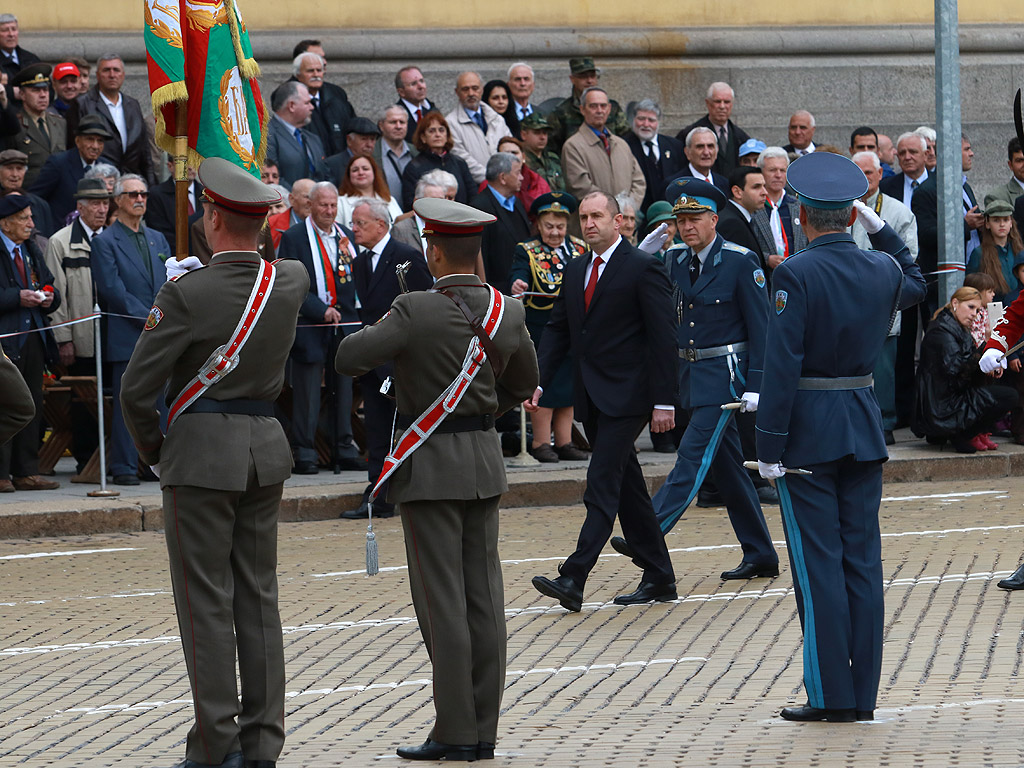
[294,128,315,175]
[644,140,656,160]
[584,256,604,311]
[415,107,422,122]
[187,194,195,216]
[717,125,727,154]
[12,245,27,287]
[363,247,378,272]
[37,117,49,143]
[911,179,919,190]
[473,111,487,134]
[600,132,610,155]
[689,253,700,285]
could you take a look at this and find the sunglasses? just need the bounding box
[123,190,148,199]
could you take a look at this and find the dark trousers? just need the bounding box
[872,335,898,431]
[360,371,394,497]
[895,306,926,427]
[290,358,358,466]
[163,460,286,764]
[68,357,98,470]
[560,408,675,586]
[960,384,1017,439]
[111,359,168,477]
[653,405,777,566]
[0,334,44,479]
[401,495,505,745]
[777,458,884,711]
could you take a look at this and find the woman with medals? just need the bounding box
[510,192,588,462]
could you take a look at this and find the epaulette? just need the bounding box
[522,239,543,253]
[568,235,586,248]
[721,241,754,256]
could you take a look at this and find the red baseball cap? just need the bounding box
[52,62,80,80]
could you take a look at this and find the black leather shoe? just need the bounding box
[609,535,637,560]
[396,739,478,761]
[756,485,780,505]
[340,500,395,519]
[883,429,895,446]
[335,456,368,471]
[532,574,583,612]
[721,561,779,580]
[613,580,677,605]
[780,705,855,722]
[476,742,495,760]
[997,563,1024,590]
[172,752,244,768]
[696,490,723,507]
[855,710,874,721]
[293,462,319,475]
[112,474,140,486]
[245,761,276,768]
[650,431,678,453]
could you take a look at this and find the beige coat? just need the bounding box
[561,125,646,207]
[446,103,512,185]
[43,219,97,357]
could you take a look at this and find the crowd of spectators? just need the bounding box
[3,13,1024,491]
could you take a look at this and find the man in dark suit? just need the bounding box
[6,64,66,187]
[64,55,155,184]
[29,114,111,225]
[0,14,40,100]
[717,166,769,266]
[753,146,807,279]
[0,195,60,492]
[286,50,356,156]
[267,81,329,187]
[394,66,438,142]
[782,110,817,156]
[676,82,750,176]
[145,159,204,256]
[878,132,929,209]
[89,173,169,485]
[529,190,678,610]
[470,152,531,294]
[624,98,684,215]
[667,126,730,196]
[340,197,432,519]
[277,181,363,474]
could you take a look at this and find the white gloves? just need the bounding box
[758,461,786,480]
[980,347,1008,373]
[165,256,205,280]
[852,199,885,234]
[638,222,670,254]
[740,392,759,412]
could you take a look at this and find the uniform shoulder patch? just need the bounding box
[144,306,163,331]
[775,290,788,314]
[753,269,766,288]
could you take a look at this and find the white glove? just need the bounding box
[165,256,205,280]
[638,222,670,254]
[758,461,786,480]
[739,392,759,413]
[980,347,1008,373]
[149,464,161,479]
[852,199,885,234]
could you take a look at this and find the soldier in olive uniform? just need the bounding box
[120,158,310,768]
[546,57,629,155]
[8,64,66,187]
[0,350,33,444]
[336,197,538,762]
[520,113,565,193]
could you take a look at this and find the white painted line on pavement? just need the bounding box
[0,547,138,561]
[880,490,1005,502]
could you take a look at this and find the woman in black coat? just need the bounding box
[400,112,477,210]
[912,286,1017,453]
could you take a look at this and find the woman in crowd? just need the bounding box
[913,286,1017,453]
[336,154,403,229]
[508,192,588,462]
[495,136,550,215]
[484,79,519,138]
[400,112,476,210]
[966,199,1024,302]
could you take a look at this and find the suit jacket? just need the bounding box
[373,138,418,203]
[324,149,353,185]
[266,114,329,187]
[1,47,41,100]
[0,348,34,443]
[985,178,1024,211]
[912,174,977,282]
[716,202,765,265]
[665,167,731,198]
[145,178,205,256]
[396,98,439,142]
[470,188,532,294]
[90,221,169,362]
[65,88,155,183]
[298,79,356,156]
[675,115,750,176]
[752,192,808,270]
[277,219,359,364]
[0,236,61,360]
[119,251,309,490]
[390,213,423,254]
[561,126,646,209]
[446,103,513,184]
[7,108,66,187]
[535,238,678,421]
[625,132,685,213]
[335,272,538,502]
[28,147,89,224]
[879,170,932,209]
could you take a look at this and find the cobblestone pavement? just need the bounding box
[1,476,1023,767]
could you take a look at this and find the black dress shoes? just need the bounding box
[340,500,395,519]
[780,705,856,722]
[883,429,895,446]
[335,456,368,471]
[172,752,244,768]
[245,761,276,768]
[609,535,637,560]
[997,563,1024,590]
[293,462,319,475]
[396,739,479,761]
[855,710,874,721]
[613,580,677,605]
[695,489,724,507]
[112,474,140,486]
[721,561,780,580]
[476,742,495,759]
[531,574,583,612]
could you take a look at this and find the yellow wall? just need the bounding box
[19,1,1023,31]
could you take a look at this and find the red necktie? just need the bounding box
[415,108,422,122]
[600,133,610,155]
[584,256,604,311]
[12,245,27,287]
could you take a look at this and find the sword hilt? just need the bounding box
[396,261,412,293]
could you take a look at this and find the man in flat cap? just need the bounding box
[0,194,61,492]
[336,197,538,762]
[7,63,66,188]
[546,57,628,155]
[120,157,309,768]
[30,114,112,223]
[754,152,925,723]
[324,115,380,181]
[0,148,53,235]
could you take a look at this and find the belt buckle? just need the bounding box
[683,348,697,362]
[199,344,238,384]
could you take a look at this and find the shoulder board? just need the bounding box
[569,235,586,247]
[523,239,543,252]
[720,241,753,256]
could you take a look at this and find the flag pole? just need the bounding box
[174,103,189,261]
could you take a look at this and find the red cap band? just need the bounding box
[202,188,270,219]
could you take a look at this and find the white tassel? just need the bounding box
[365,501,379,576]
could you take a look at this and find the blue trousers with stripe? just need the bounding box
[777,458,884,711]
[652,404,777,566]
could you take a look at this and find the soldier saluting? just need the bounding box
[336,197,538,762]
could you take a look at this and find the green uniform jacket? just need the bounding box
[525,149,566,193]
[0,350,34,444]
[120,251,309,491]
[335,274,538,502]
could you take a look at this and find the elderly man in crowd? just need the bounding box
[446,71,512,185]
[268,81,328,187]
[753,146,806,275]
[8,64,65,188]
[783,110,817,156]
[268,177,314,250]
[0,195,60,492]
[391,169,456,255]
[43,177,110,474]
[373,105,417,203]
[31,114,113,225]
[562,87,645,216]
[324,116,380,181]
[0,14,39,96]
[879,132,929,209]
[0,149,52,235]
[677,82,750,176]
[90,174,168,486]
[507,62,537,126]
[394,66,437,142]
[289,48,356,157]
[547,57,628,154]
[471,152,531,293]
[672,126,730,195]
[65,54,155,184]
[625,99,684,214]
[521,113,564,192]
[915,126,937,172]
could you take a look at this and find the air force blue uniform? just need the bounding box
[652,233,777,567]
[756,221,926,713]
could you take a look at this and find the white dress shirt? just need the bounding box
[100,91,128,152]
[363,232,392,273]
[901,168,929,209]
[642,135,661,162]
[688,163,713,183]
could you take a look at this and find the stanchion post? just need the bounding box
[88,305,119,498]
[506,405,539,467]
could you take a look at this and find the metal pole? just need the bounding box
[507,405,539,467]
[935,0,964,305]
[88,305,118,498]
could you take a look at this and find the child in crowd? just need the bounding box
[966,199,1024,302]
